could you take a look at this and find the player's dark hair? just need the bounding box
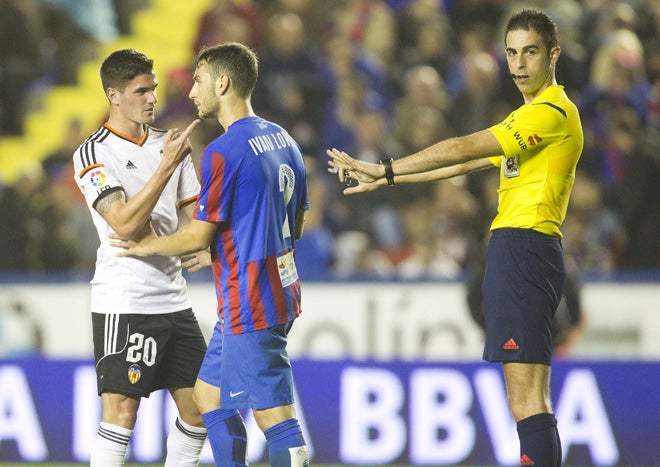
[505,9,559,54]
[100,49,154,92]
[195,42,258,99]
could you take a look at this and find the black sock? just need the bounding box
[517,413,561,467]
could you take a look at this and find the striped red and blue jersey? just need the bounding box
[195,116,309,335]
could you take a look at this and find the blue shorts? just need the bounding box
[482,228,565,365]
[198,321,295,410]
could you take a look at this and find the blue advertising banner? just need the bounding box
[0,358,658,465]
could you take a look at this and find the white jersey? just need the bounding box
[73,124,200,315]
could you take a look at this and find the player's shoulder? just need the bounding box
[73,126,114,166]
[531,85,575,119]
[75,126,112,151]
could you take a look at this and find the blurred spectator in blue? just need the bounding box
[332,230,395,280]
[561,170,628,273]
[39,0,118,42]
[293,158,335,281]
[396,3,457,85]
[252,12,331,154]
[0,178,31,270]
[320,26,393,117]
[0,0,43,134]
[394,65,450,141]
[606,110,660,269]
[38,2,99,84]
[343,105,405,249]
[448,50,501,136]
[318,71,364,161]
[396,182,477,280]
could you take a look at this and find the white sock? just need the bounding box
[90,422,132,467]
[164,417,208,467]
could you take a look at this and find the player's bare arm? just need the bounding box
[393,129,502,175]
[97,119,200,238]
[328,129,502,189]
[327,148,495,195]
[111,218,217,258]
[178,202,212,272]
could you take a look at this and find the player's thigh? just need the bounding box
[164,309,207,389]
[220,322,296,411]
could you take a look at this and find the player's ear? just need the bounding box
[549,46,561,66]
[216,74,229,96]
[106,87,120,105]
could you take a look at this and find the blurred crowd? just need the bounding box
[1,0,659,280]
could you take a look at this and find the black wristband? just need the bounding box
[380,157,396,186]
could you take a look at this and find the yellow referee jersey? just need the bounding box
[487,85,583,238]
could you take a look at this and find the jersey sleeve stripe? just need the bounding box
[78,163,105,178]
[79,141,95,167]
[535,102,567,118]
[177,194,199,209]
[78,127,111,167]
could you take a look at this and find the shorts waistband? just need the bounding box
[491,228,559,242]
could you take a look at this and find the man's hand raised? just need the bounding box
[162,119,201,166]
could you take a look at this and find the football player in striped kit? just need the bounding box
[112,43,310,467]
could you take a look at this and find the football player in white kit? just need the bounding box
[73,49,208,467]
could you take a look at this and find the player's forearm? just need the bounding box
[118,164,178,238]
[391,130,501,177]
[143,226,203,257]
[393,138,466,176]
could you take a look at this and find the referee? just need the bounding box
[328,9,582,467]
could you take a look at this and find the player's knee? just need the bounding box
[254,404,297,432]
[109,405,138,428]
[192,380,220,414]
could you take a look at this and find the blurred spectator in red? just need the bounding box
[330,0,398,69]
[193,0,264,54]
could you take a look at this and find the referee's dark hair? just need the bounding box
[505,9,559,54]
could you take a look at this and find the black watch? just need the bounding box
[380,157,396,186]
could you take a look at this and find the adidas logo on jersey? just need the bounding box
[126,160,137,169]
[503,338,520,350]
